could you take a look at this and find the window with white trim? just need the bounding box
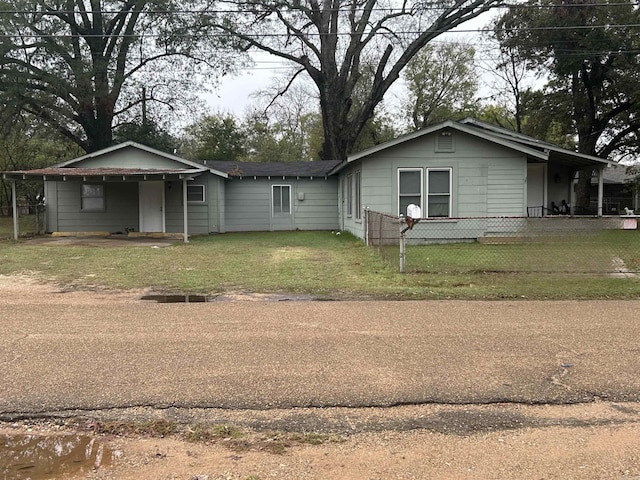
[187,184,206,203]
[272,185,291,215]
[81,184,105,211]
[426,168,451,217]
[346,173,353,217]
[398,168,422,216]
[355,170,362,220]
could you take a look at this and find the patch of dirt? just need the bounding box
[2,402,640,480]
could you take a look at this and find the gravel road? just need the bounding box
[1,275,640,479]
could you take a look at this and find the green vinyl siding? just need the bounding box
[340,129,528,239]
[222,177,339,232]
[51,181,139,233]
[165,173,222,235]
[72,146,191,170]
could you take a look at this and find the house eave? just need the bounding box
[2,167,210,182]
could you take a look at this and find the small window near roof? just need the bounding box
[187,184,205,203]
[81,184,104,211]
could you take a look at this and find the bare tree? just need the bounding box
[0,0,241,153]
[214,0,502,160]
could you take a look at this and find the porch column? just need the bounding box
[569,171,577,215]
[597,167,604,217]
[182,179,189,243]
[11,180,18,240]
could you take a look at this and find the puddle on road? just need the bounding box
[0,433,112,479]
[141,292,320,303]
[141,294,211,303]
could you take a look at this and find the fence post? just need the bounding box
[399,218,405,273]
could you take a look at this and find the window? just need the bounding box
[187,184,205,203]
[346,173,353,217]
[81,184,104,211]
[426,168,451,217]
[398,169,422,216]
[272,185,291,215]
[355,170,362,220]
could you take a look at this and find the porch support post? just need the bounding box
[569,171,577,216]
[182,179,189,243]
[11,179,18,240]
[597,167,604,217]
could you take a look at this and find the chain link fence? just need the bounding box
[0,203,47,239]
[365,209,640,274]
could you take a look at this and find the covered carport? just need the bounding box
[2,167,207,243]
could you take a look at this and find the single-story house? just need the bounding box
[3,118,618,241]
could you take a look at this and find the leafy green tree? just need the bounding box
[242,110,321,162]
[0,0,240,153]
[181,114,247,161]
[0,116,81,212]
[403,42,478,130]
[494,0,640,207]
[113,119,179,153]
[213,0,502,160]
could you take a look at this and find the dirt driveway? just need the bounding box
[1,275,640,479]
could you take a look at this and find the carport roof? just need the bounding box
[2,166,209,181]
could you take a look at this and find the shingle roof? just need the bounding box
[201,160,343,177]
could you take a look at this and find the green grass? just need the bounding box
[1,230,639,300]
[400,230,640,273]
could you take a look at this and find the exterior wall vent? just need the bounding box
[435,130,455,153]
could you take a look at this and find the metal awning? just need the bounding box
[2,167,207,243]
[2,167,207,182]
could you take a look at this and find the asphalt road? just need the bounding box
[1,292,640,417]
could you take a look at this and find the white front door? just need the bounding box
[527,164,546,215]
[139,181,165,232]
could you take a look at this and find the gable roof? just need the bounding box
[2,141,229,180]
[335,118,615,172]
[203,160,342,178]
[53,141,213,170]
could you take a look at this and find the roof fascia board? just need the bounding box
[460,118,615,166]
[52,141,229,177]
[346,121,548,164]
[346,120,459,162]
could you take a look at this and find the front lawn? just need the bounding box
[1,230,639,300]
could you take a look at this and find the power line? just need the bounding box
[0,2,639,15]
[3,21,640,39]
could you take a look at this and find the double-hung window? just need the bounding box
[272,185,291,215]
[426,168,451,217]
[398,169,422,216]
[81,184,105,211]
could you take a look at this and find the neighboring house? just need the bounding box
[589,163,640,215]
[2,119,617,242]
